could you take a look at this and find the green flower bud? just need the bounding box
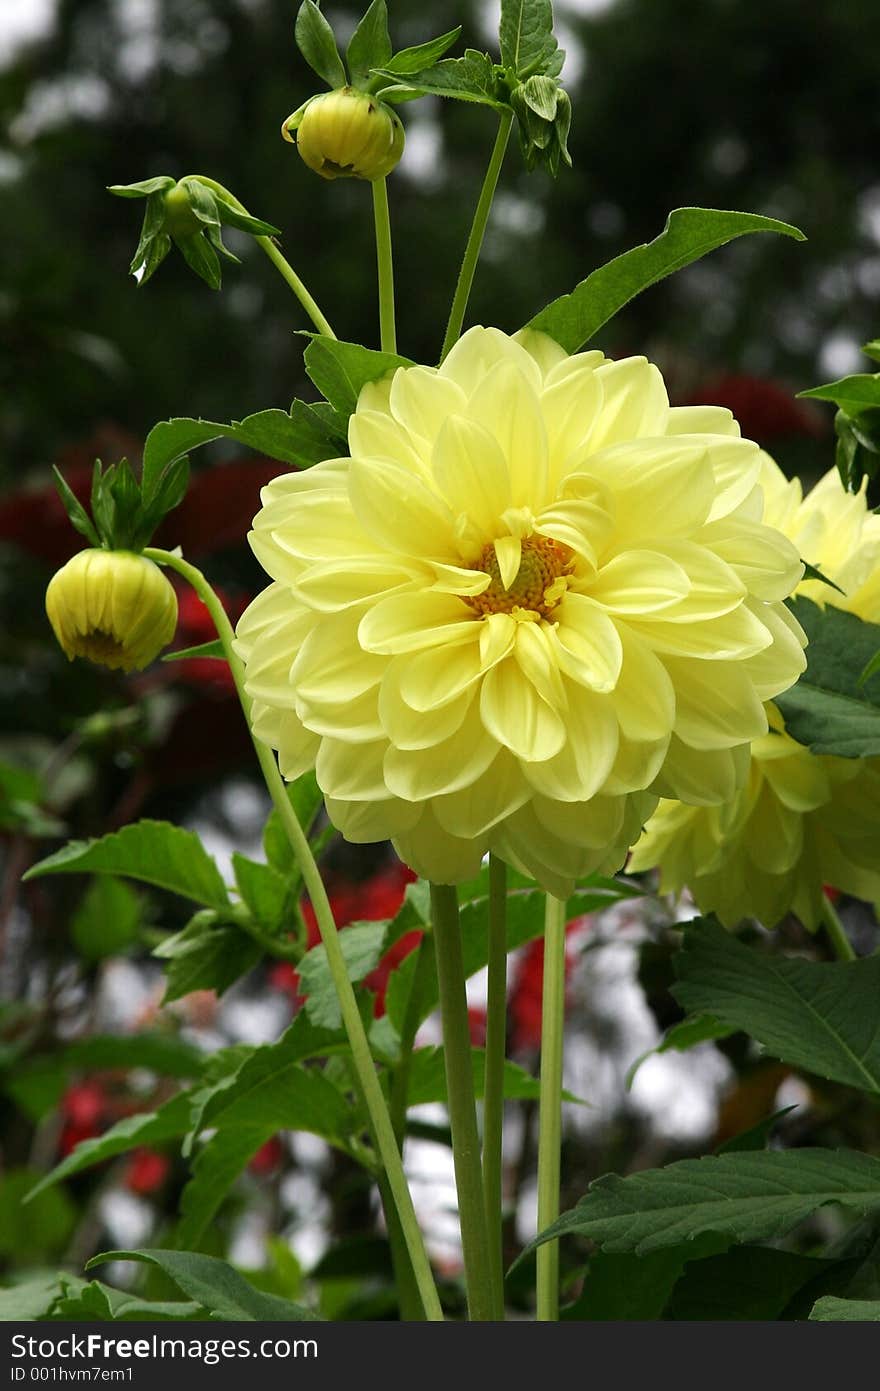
[285,87,404,181]
[46,549,178,673]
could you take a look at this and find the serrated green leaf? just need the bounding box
[24,820,229,909]
[673,917,880,1094]
[346,0,391,86]
[500,0,558,79]
[177,1065,348,1246]
[775,597,880,756]
[298,921,389,1029]
[799,374,880,412]
[232,853,293,935]
[158,920,261,1003]
[303,337,413,418]
[377,51,503,108]
[561,1234,729,1320]
[526,1149,880,1258]
[86,1249,319,1322]
[295,0,346,89]
[377,28,461,78]
[26,1091,192,1201]
[810,1295,880,1320]
[526,207,806,353]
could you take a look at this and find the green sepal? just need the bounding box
[295,0,347,89]
[51,466,100,548]
[347,0,392,88]
[176,233,222,290]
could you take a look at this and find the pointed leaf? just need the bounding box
[51,467,100,547]
[303,337,413,417]
[378,28,461,77]
[499,0,558,79]
[295,0,347,88]
[526,208,806,353]
[346,0,392,86]
[86,1249,319,1322]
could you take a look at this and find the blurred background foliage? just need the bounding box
[1,0,879,1309]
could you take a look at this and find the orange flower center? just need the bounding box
[465,535,574,620]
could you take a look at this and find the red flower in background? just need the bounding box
[174,586,248,694]
[508,925,580,1054]
[248,1136,284,1176]
[124,1147,171,1195]
[687,375,823,441]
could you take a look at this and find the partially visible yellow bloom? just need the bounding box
[46,549,178,672]
[287,88,405,181]
[236,327,807,895]
[631,457,880,927]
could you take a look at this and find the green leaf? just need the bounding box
[176,231,222,290]
[673,917,880,1095]
[52,1277,203,1322]
[379,51,503,108]
[51,466,100,546]
[527,1149,880,1258]
[811,1296,880,1320]
[775,597,880,756]
[863,340,880,365]
[87,1249,319,1322]
[860,648,880,688]
[499,0,558,80]
[0,1169,76,1258]
[799,374,880,412]
[716,1106,797,1155]
[562,1235,729,1320]
[163,639,226,662]
[177,1066,348,1246]
[70,875,141,961]
[298,921,389,1029]
[26,1092,193,1201]
[377,28,461,78]
[232,853,293,936]
[109,176,176,199]
[666,1245,846,1321]
[346,0,391,86]
[800,559,845,596]
[303,337,413,418]
[156,915,261,1003]
[526,207,806,353]
[626,1013,732,1088]
[295,0,347,89]
[386,882,621,1033]
[0,1276,69,1321]
[24,819,229,909]
[406,1046,583,1106]
[141,402,344,501]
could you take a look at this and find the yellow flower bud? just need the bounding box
[46,549,178,673]
[290,88,404,181]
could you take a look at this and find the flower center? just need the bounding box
[465,535,574,620]
[77,630,128,668]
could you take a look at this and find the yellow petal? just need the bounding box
[316,735,389,800]
[695,518,804,601]
[553,592,623,692]
[390,365,467,444]
[440,325,543,395]
[294,555,421,611]
[398,634,484,710]
[667,656,768,748]
[513,621,568,710]
[587,549,691,614]
[571,437,715,541]
[393,805,488,884]
[520,685,619,800]
[432,414,511,536]
[586,357,669,451]
[433,749,530,838]
[479,655,566,762]
[348,456,455,557]
[358,591,477,655]
[494,534,522,590]
[349,408,430,479]
[383,703,498,800]
[665,405,740,437]
[465,360,549,508]
[378,660,474,750]
[325,793,421,842]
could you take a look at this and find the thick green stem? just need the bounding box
[186,175,336,337]
[146,549,442,1322]
[821,892,857,962]
[440,109,514,362]
[371,177,397,354]
[482,854,508,1319]
[430,882,495,1321]
[536,893,567,1321]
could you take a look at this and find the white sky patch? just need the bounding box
[0,0,57,65]
[819,330,867,379]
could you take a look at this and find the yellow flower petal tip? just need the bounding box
[46,549,178,673]
[237,326,807,893]
[633,459,880,928]
[293,88,405,182]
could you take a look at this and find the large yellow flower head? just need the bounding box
[631,455,880,927]
[236,328,807,895]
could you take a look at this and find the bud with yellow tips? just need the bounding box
[46,549,178,673]
[285,88,404,181]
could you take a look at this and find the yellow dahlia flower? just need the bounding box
[46,549,178,673]
[236,327,807,895]
[630,456,880,927]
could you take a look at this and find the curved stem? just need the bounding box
[145,548,442,1322]
[482,854,508,1319]
[536,893,567,1321]
[440,108,514,362]
[821,892,857,962]
[371,177,397,353]
[430,882,494,1321]
[186,175,336,338]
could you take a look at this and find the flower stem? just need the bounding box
[440,108,514,362]
[371,177,397,354]
[430,882,495,1321]
[185,175,336,337]
[482,854,508,1319]
[536,893,567,1321]
[146,549,442,1322]
[821,892,857,962]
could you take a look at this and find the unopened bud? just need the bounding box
[46,550,178,673]
[286,87,404,181]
